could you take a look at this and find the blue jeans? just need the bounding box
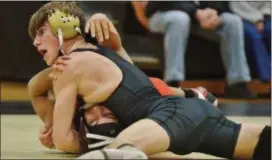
[148,11,251,85]
[263,18,271,54]
[243,19,271,81]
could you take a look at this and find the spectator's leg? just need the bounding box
[217,13,255,98]
[243,21,271,82]
[148,11,191,86]
[263,18,271,54]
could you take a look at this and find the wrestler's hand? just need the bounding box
[39,125,55,149]
[85,13,122,51]
[49,56,71,80]
[191,87,218,107]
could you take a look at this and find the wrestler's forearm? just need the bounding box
[52,82,86,154]
[50,124,87,153]
[28,67,54,125]
[116,47,134,64]
[31,96,54,127]
[61,130,85,153]
[169,87,185,97]
[27,67,52,97]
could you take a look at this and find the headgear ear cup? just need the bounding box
[48,9,81,39]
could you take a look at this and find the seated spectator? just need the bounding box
[230,1,271,82]
[132,1,256,98]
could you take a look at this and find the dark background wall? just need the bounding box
[1,1,255,82]
[0,1,47,81]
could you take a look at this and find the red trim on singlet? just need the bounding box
[149,77,173,96]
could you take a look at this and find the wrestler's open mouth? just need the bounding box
[38,49,47,56]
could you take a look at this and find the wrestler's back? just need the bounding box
[53,50,123,105]
[53,44,162,127]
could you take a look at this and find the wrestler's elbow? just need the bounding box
[53,132,80,153]
[27,78,37,97]
[27,78,45,98]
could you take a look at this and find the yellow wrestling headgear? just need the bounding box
[28,2,86,55]
[47,9,82,54]
[48,9,81,39]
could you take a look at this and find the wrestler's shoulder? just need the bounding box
[70,50,106,62]
[63,52,104,75]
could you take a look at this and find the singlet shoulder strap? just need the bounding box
[70,47,100,54]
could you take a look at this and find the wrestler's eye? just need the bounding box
[84,114,98,126]
[39,49,47,56]
[37,28,44,36]
[89,120,98,126]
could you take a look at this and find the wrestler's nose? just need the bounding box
[33,36,41,47]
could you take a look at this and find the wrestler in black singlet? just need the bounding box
[73,46,241,159]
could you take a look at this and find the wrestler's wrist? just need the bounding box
[181,88,196,98]
[42,122,53,133]
[44,119,53,128]
[115,46,124,52]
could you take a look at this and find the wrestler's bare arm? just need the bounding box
[104,18,133,64]
[87,13,134,64]
[27,67,54,127]
[50,53,116,153]
[52,66,84,153]
[116,47,134,64]
[28,66,89,151]
[169,86,186,97]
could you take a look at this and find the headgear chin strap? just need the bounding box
[48,9,81,54]
[86,132,115,150]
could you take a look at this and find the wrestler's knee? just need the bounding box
[27,76,38,97]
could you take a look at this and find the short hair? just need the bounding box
[28,1,86,39]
